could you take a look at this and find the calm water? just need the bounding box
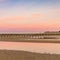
[0,41,60,54]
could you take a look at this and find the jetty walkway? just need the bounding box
[0,32,60,43]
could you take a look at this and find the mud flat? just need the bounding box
[0,39,60,43]
[0,50,60,60]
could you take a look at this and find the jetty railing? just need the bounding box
[0,32,60,43]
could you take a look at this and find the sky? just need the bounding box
[0,0,60,32]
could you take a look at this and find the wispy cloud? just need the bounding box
[0,0,7,2]
[0,0,60,32]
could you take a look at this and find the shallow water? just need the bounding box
[0,41,60,54]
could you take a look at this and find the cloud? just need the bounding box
[0,0,5,1]
[0,0,7,2]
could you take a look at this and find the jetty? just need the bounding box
[0,31,60,43]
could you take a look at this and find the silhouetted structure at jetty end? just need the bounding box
[0,31,60,43]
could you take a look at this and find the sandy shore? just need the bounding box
[0,39,60,43]
[0,50,60,60]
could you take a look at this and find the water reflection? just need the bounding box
[0,41,60,54]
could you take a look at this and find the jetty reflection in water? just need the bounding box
[0,41,60,54]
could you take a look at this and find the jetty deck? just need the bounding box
[0,31,60,43]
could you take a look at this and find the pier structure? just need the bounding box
[0,32,60,42]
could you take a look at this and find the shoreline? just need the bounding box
[0,50,60,60]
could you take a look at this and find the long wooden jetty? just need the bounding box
[0,31,60,43]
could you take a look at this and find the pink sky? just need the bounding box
[0,0,60,32]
